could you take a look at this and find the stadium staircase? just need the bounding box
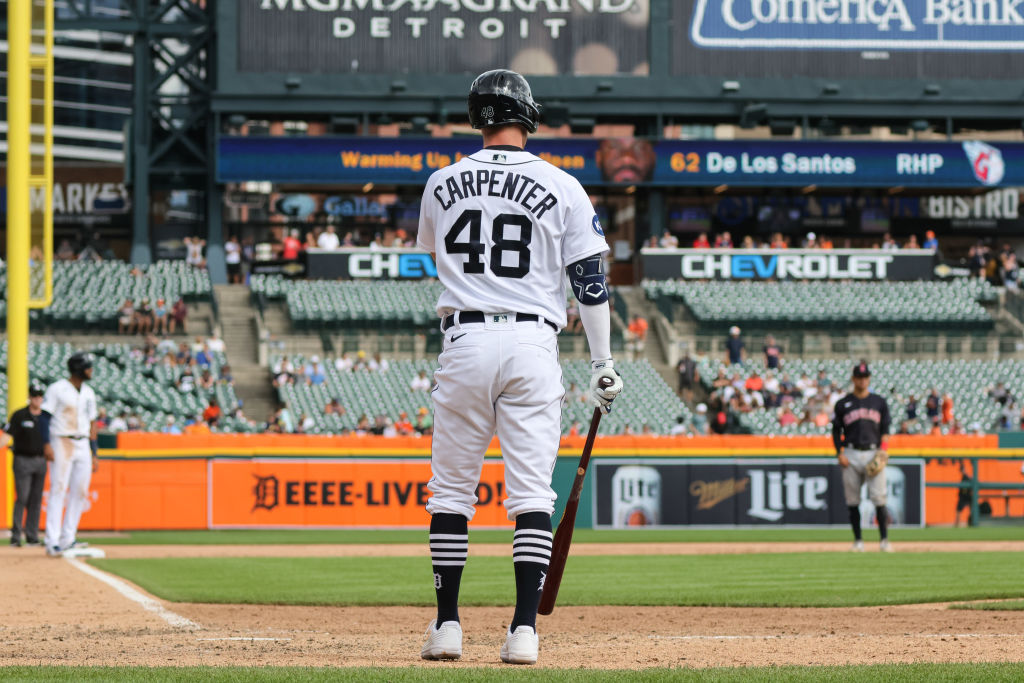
[215,283,277,423]
[615,285,680,391]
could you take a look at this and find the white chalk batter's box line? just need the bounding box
[650,633,1024,641]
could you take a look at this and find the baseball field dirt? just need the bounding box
[2,542,1024,670]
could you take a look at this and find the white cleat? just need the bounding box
[850,540,865,553]
[46,545,63,558]
[500,625,539,665]
[880,539,893,553]
[421,619,462,660]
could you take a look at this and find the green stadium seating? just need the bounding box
[271,355,689,436]
[0,261,212,330]
[645,279,998,331]
[0,340,244,433]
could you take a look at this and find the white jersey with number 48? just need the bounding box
[417,148,609,329]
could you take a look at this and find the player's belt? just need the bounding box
[849,443,878,450]
[443,311,557,332]
[57,435,88,440]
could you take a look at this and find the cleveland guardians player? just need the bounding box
[42,352,99,557]
[833,361,892,552]
[416,69,623,665]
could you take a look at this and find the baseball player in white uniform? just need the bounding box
[42,352,99,556]
[417,69,624,665]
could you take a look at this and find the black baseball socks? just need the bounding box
[511,511,553,632]
[429,513,468,626]
[848,505,862,540]
[876,505,889,541]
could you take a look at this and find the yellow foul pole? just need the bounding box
[7,0,32,417]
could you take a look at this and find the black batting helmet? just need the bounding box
[467,69,540,134]
[68,351,94,378]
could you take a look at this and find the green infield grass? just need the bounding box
[82,526,1024,546]
[3,664,1024,682]
[90,551,1024,608]
[949,599,1024,611]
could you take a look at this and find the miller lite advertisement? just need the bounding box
[594,458,923,527]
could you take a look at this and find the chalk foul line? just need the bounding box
[66,558,201,630]
[650,633,1024,641]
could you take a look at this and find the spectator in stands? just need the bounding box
[241,236,256,282]
[151,299,167,335]
[369,233,385,251]
[335,353,354,373]
[414,407,433,436]
[725,326,745,365]
[56,239,76,261]
[769,232,787,249]
[818,235,834,249]
[134,298,153,335]
[198,369,215,390]
[207,331,226,354]
[905,234,920,249]
[304,230,319,250]
[692,404,709,435]
[354,414,371,435]
[296,413,315,434]
[184,415,210,435]
[627,315,648,360]
[368,352,390,373]
[709,398,729,435]
[224,234,243,283]
[161,415,182,435]
[761,372,780,408]
[711,367,731,390]
[352,350,369,372]
[740,235,756,249]
[905,394,918,421]
[394,412,415,436]
[714,231,733,248]
[341,231,356,247]
[942,392,954,425]
[668,415,688,436]
[126,414,142,431]
[195,344,212,368]
[692,232,710,248]
[324,398,346,416]
[170,297,188,334]
[185,236,207,268]
[988,382,1012,406]
[896,420,912,435]
[803,232,818,248]
[923,230,938,250]
[644,236,659,248]
[370,414,391,436]
[929,416,943,435]
[410,369,431,392]
[925,388,941,422]
[967,244,987,278]
[282,229,302,260]
[177,366,196,393]
[676,352,698,402]
[118,299,135,335]
[797,373,817,400]
[659,230,679,248]
[641,422,656,436]
[272,355,294,386]
[881,232,899,250]
[292,363,307,385]
[762,335,782,370]
[277,403,296,433]
[305,356,326,386]
[621,423,636,435]
[108,411,129,433]
[318,225,341,250]
[744,371,764,394]
[778,406,797,428]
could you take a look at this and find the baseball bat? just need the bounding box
[538,403,604,616]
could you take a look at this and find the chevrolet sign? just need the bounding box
[691,0,1024,50]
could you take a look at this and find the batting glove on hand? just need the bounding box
[588,359,624,414]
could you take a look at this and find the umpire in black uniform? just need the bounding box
[3,382,52,547]
[832,362,892,553]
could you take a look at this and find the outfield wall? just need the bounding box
[3,434,1022,530]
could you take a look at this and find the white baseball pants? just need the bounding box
[44,437,93,550]
[427,314,564,521]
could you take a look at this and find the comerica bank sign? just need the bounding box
[691,0,1024,50]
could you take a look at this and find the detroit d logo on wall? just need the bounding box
[253,474,280,511]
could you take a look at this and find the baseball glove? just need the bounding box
[865,450,888,477]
